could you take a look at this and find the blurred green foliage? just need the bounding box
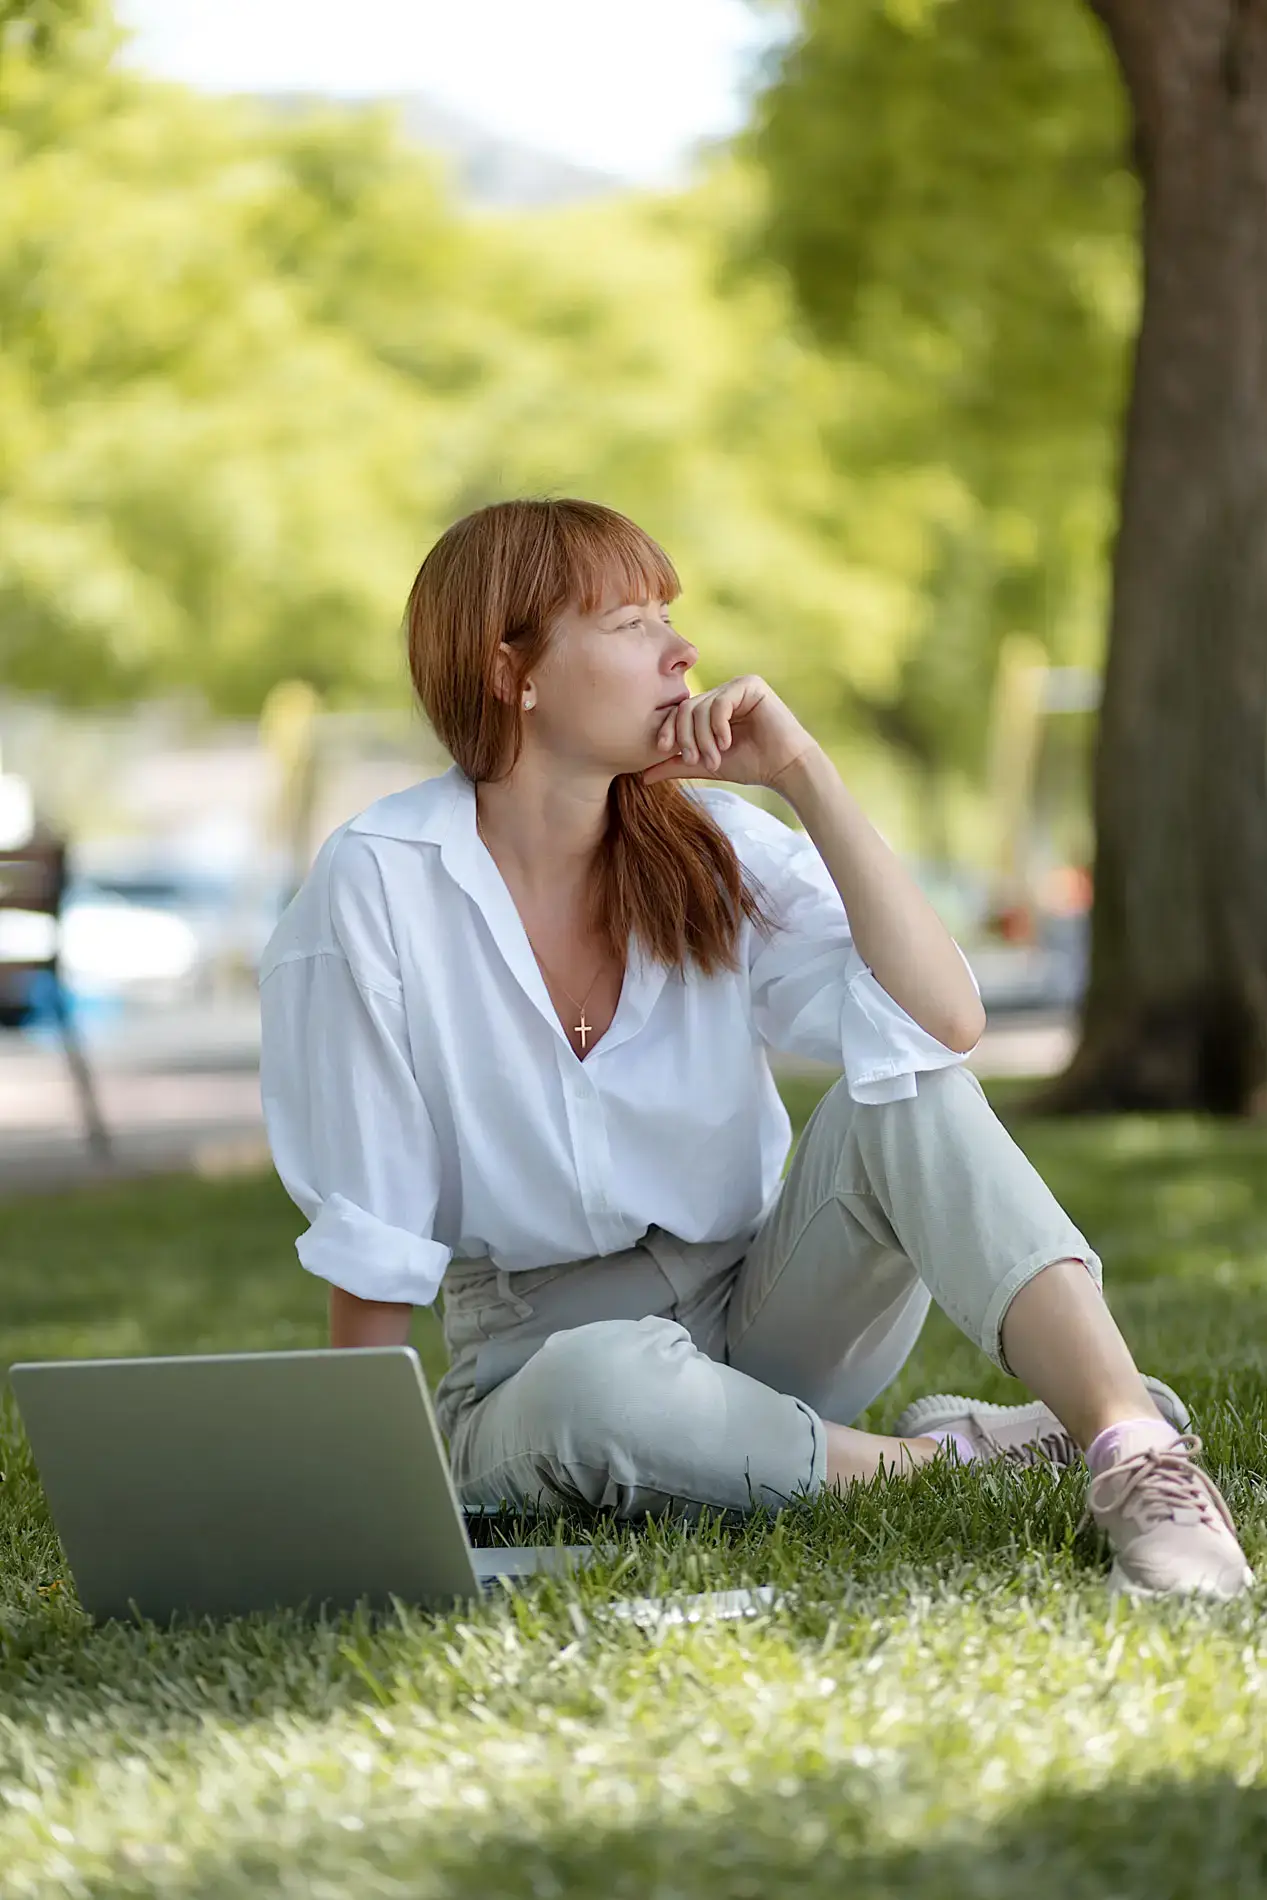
[0,2,1136,853]
[746,0,1139,780]
[0,0,92,62]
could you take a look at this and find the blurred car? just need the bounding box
[12,837,1086,1025]
[908,860,1089,1016]
[51,860,288,1009]
[59,879,204,1001]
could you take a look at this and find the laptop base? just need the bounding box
[472,1545,600,1587]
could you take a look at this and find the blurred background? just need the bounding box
[1,0,1131,1187]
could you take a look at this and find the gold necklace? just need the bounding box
[477,809,605,1050]
[531,946,605,1051]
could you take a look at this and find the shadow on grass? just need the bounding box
[0,1443,1112,1702]
[0,1169,449,1386]
[69,1767,1267,1899]
[5,1441,1264,1703]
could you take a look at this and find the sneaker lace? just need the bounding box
[1079,1433,1235,1538]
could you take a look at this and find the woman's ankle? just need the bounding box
[824,1421,939,1489]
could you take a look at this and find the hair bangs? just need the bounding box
[551,504,682,620]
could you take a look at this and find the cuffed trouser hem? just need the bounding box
[980,1244,1104,1376]
[799,1395,829,1496]
[741,1067,1109,1387]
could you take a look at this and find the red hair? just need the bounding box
[405,497,780,976]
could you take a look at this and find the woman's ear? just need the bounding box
[489,639,521,707]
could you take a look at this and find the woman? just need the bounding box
[259,497,1252,1600]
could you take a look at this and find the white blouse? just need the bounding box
[258,763,978,1309]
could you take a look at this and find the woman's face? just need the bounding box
[512,584,699,774]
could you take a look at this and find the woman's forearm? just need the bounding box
[768,743,986,1054]
[329,1284,413,1348]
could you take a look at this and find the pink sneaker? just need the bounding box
[1083,1433,1254,1599]
[892,1375,1190,1470]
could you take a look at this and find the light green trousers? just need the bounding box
[433,1066,1102,1521]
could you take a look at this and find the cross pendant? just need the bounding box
[575,1011,591,1050]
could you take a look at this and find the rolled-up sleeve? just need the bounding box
[259,947,451,1309]
[741,807,980,1105]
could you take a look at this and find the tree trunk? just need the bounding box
[1035,0,1267,1114]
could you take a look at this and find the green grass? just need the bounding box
[3,1074,1267,1898]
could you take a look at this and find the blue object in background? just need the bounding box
[18,969,125,1044]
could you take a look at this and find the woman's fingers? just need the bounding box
[692,702,718,770]
[644,680,753,784]
[699,703,722,772]
[653,689,733,769]
[658,691,734,773]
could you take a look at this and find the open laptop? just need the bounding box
[9,1345,600,1622]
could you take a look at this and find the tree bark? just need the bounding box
[1035,0,1267,1114]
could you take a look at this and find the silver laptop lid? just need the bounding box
[10,1346,484,1621]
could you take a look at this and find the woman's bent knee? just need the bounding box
[462,1314,823,1520]
[513,1315,696,1453]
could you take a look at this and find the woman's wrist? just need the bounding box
[764,740,832,806]
[329,1285,413,1348]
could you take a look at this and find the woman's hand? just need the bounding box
[639,674,817,791]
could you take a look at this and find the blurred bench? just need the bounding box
[0,825,113,1162]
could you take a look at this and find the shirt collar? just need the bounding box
[348,762,671,1062]
[346,764,489,918]
[345,762,467,847]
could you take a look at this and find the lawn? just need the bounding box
[3,1072,1267,1898]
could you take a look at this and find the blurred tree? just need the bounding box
[0,62,472,709]
[4,0,1137,875]
[0,24,947,765]
[1039,2,1267,1115]
[0,0,94,63]
[751,0,1267,1113]
[744,0,1136,782]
